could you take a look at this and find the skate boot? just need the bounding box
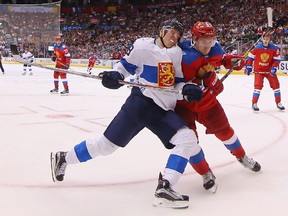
[202,169,217,193]
[238,155,261,172]
[22,72,26,75]
[276,102,285,111]
[50,151,68,182]
[50,88,58,94]
[153,173,189,209]
[60,88,69,96]
[252,103,259,112]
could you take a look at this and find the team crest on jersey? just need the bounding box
[158,62,175,87]
[260,53,269,62]
[198,64,215,78]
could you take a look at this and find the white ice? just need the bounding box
[0,63,287,216]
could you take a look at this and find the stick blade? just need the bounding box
[267,7,273,28]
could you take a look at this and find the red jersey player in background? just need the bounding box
[177,21,261,192]
[87,52,99,75]
[244,33,285,111]
[50,35,71,96]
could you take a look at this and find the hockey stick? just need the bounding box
[220,9,287,82]
[10,45,181,94]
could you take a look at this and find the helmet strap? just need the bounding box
[159,29,168,48]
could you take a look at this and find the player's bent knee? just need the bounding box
[169,127,200,159]
[86,135,119,157]
[215,126,234,141]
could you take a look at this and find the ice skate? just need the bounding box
[276,102,285,111]
[202,169,217,193]
[50,151,68,182]
[22,72,26,75]
[50,88,58,94]
[252,103,259,112]
[153,173,189,209]
[29,72,33,75]
[238,155,261,172]
[60,88,69,96]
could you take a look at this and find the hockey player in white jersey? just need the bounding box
[21,48,34,75]
[51,19,205,209]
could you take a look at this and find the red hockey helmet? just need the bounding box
[191,21,216,38]
[56,35,62,41]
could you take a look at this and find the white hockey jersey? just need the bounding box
[113,37,184,111]
[22,51,34,63]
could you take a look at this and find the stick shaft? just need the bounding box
[10,45,181,94]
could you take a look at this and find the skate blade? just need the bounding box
[277,108,285,112]
[153,198,189,209]
[207,183,218,193]
[50,152,57,182]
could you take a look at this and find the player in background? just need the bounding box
[21,48,34,75]
[244,33,285,111]
[176,21,261,192]
[87,52,99,75]
[0,49,4,74]
[51,19,207,209]
[50,35,71,96]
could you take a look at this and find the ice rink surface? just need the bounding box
[0,63,287,216]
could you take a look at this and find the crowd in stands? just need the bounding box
[0,0,288,59]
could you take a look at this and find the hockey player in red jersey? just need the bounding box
[244,33,285,111]
[177,21,261,191]
[87,52,99,75]
[50,35,71,95]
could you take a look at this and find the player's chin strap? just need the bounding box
[159,36,168,48]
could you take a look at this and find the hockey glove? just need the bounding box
[270,66,277,76]
[244,65,253,76]
[222,54,246,70]
[182,83,203,102]
[51,56,56,62]
[100,71,124,89]
[203,72,224,96]
[30,58,34,63]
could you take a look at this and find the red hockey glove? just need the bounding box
[222,54,246,70]
[203,72,223,96]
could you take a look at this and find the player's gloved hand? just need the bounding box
[244,65,253,76]
[182,83,203,102]
[203,72,224,96]
[222,54,246,70]
[30,59,34,63]
[99,71,124,89]
[270,66,277,76]
[64,64,69,69]
[51,56,56,62]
